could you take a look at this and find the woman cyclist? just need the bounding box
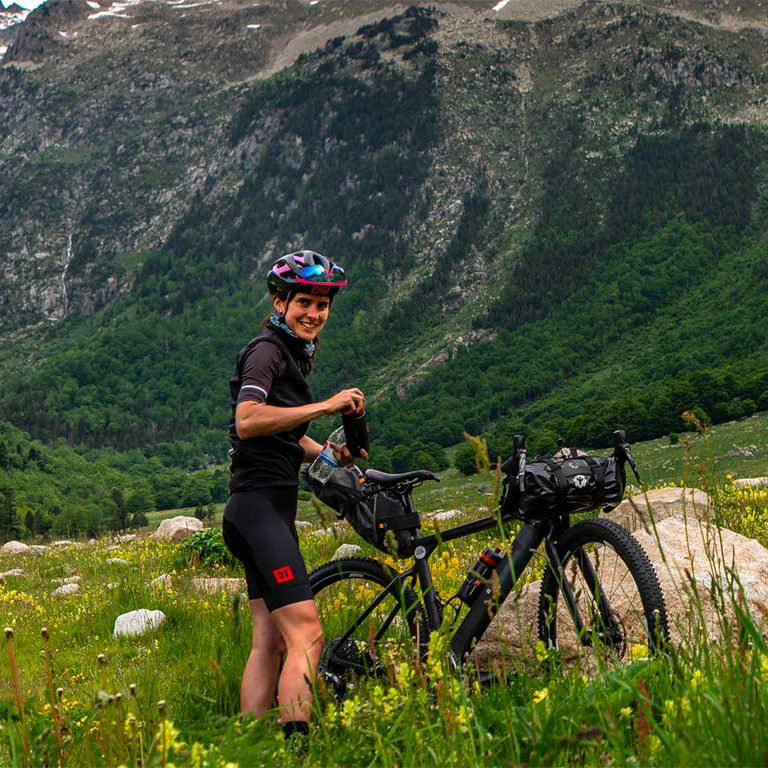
[223,250,366,738]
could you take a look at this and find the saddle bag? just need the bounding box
[304,466,421,558]
[499,447,627,522]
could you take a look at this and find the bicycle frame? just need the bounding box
[399,513,553,664]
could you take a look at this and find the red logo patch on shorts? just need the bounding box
[273,566,295,584]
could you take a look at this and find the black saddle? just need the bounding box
[364,468,440,488]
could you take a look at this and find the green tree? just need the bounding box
[110,488,129,532]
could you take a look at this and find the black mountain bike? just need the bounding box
[308,434,668,694]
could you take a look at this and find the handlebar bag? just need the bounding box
[500,450,626,521]
[304,466,421,557]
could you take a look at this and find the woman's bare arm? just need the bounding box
[235,387,365,439]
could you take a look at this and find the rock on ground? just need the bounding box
[606,487,712,534]
[153,516,203,542]
[191,577,246,595]
[115,533,138,543]
[310,527,336,538]
[52,583,80,597]
[114,609,166,638]
[105,558,129,566]
[734,477,768,489]
[432,510,461,523]
[295,520,312,529]
[150,574,173,589]
[632,517,768,644]
[0,541,30,555]
[333,543,363,559]
[0,569,24,578]
[52,575,80,585]
[28,545,51,555]
[473,513,768,668]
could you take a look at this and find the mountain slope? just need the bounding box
[1,0,768,465]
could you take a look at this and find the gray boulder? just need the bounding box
[52,575,80,585]
[606,487,712,533]
[113,609,166,638]
[0,541,30,555]
[52,583,80,597]
[473,512,768,668]
[333,543,363,559]
[150,574,173,589]
[734,477,768,489]
[191,577,245,595]
[153,516,203,542]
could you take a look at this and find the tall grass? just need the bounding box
[1,471,767,765]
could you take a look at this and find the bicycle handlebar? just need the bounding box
[612,429,641,483]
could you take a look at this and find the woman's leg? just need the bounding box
[241,598,286,717]
[270,599,324,723]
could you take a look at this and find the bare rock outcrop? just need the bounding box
[606,487,712,533]
[154,516,203,542]
[474,511,768,667]
[0,541,30,555]
[191,577,246,595]
[633,517,768,644]
[734,477,768,489]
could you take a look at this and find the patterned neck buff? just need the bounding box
[267,313,316,359]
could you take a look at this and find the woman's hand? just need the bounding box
[329,442,369,467]
[324,387,365,416]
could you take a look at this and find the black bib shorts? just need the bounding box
[223,487,313,611]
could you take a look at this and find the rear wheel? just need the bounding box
[309,557,425,698]
[537,518,668,667]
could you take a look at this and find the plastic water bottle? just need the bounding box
[308,427,346,485]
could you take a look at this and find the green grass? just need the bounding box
[1,451,768,765]
[4,427,766,765]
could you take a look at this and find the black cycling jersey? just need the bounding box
[223,487,312,610]
[228,327,313,492]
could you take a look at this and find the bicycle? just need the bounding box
[308,432,669,696]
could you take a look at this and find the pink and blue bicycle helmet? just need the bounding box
[267,250,348,299]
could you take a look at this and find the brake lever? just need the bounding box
[623,445,641,484]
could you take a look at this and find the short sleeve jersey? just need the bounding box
[228,332,313,492]
[237,343,287,406]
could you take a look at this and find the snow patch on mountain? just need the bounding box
[0,6,29,30]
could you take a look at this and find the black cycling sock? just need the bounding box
[282,720,309,739]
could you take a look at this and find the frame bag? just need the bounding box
[304,466,421,557]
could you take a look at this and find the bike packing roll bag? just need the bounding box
[304,466,421,558]
[500,449,626,521]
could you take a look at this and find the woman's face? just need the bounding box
[274,292,331,342]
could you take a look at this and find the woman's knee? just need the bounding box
[271,600,324,653]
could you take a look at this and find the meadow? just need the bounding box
[1,434,768,766]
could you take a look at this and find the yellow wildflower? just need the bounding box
[690,669,703,689]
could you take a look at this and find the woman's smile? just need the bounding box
[279,293,330,340]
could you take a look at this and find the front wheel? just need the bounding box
[309,557,425,698]
[538,518,668,667]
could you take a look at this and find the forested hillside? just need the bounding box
[2,0,768,530]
